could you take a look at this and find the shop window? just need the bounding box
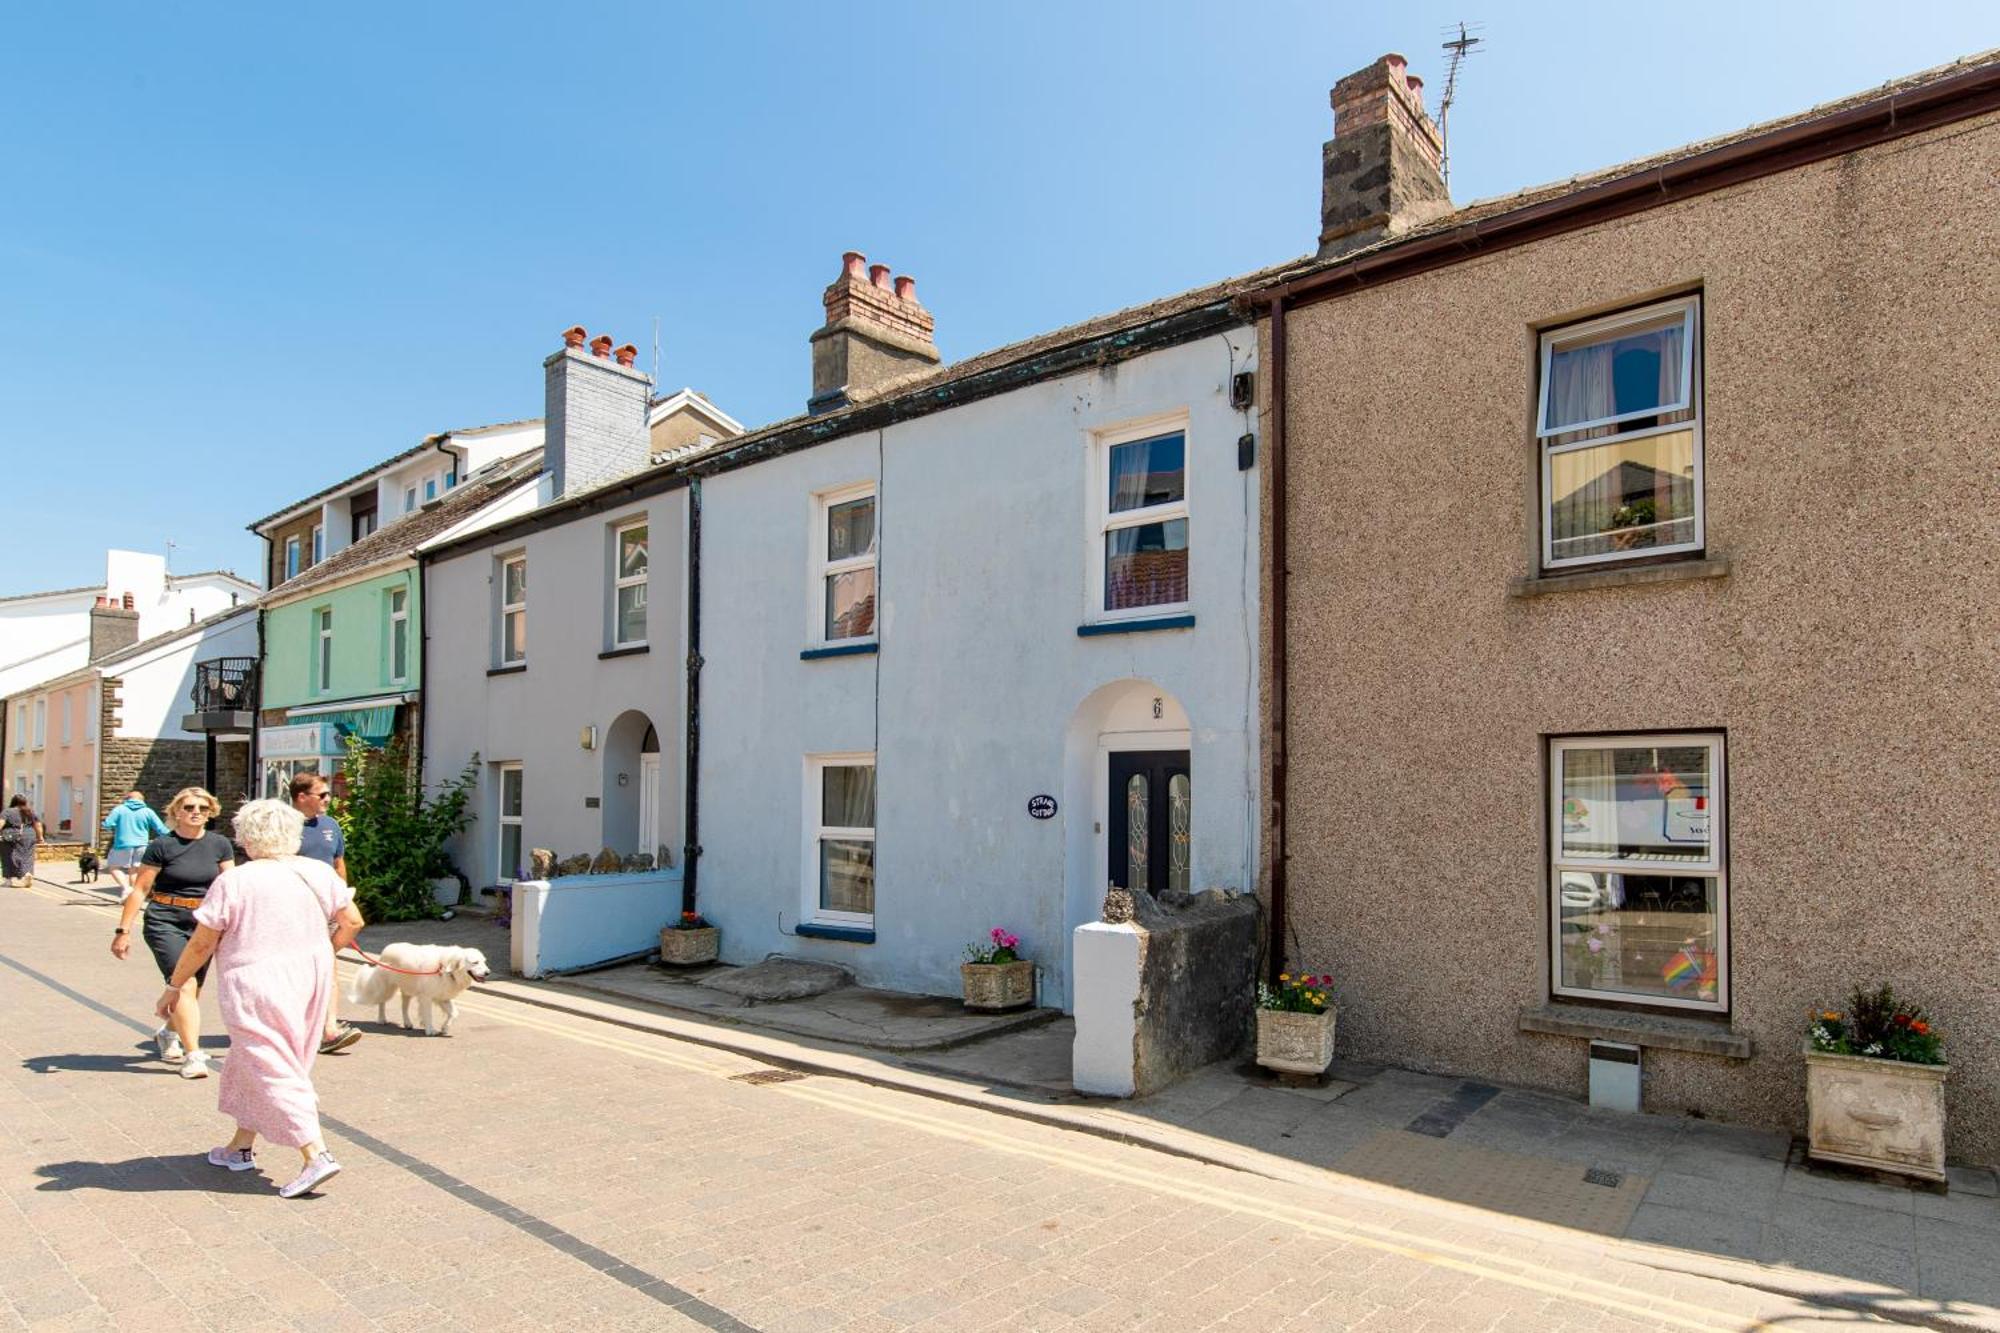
[1550,732,1727,1012]
[1537,295,1703,570]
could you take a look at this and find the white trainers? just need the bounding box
[206,1146,256,1172]
[179,1051,213,1079]
[155,1027,185,1064]
[279,1152,341,1198]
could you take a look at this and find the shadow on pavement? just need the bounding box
[34,1155,271,1195]
[22,1051,180,1076]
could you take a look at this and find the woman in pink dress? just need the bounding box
[155,798,365,1198]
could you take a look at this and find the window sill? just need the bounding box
[800,642,879,661]
[1509,555,1731,598]
[1077,613,1197,638]
[794,922,875,943]
[1517,1003,1751,1059]
[599,645,649,660]
[486,663,527,677]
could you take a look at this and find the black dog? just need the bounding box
[75,850,100,884]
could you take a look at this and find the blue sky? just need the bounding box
[3,2,1992,593]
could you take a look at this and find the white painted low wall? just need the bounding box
[1071,920,1143,1097]
[508,870,683,978]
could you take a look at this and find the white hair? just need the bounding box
[231,798,306,860]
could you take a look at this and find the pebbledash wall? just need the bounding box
[423,488,690,887]
[1273,111,2000,1157]
[697,329,1262,1011]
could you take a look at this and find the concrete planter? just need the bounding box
[961,960,1035,1011]
[1805,1045,1948,1182]
[1256,1007,1337,1076]
[659,926,719,967]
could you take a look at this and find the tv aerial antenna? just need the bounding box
[1438,21,1485,190]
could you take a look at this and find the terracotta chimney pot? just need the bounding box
[613,344,638,367]
[894,275,917,302]
[589,335,614,359]
[869,264,893,290]
[842,251,868,279]
[562,325,588,349]
[122,592,135,610]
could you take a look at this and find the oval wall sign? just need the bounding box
[1027,795,1058,820]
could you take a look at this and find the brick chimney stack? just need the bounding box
[89,595,140,660]
[808,250,941,414]
[544,325,655,499]
[1318,53,1451,259]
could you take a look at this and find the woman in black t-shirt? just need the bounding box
[111,787,234,1078]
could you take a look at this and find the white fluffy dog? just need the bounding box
[347,945,491,1036]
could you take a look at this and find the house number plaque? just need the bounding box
[1027,795,1058,820]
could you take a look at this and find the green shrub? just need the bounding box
[334,736,478,922]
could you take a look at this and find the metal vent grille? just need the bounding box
[1582,1166,1624,1188]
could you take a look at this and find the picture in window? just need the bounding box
[1551,734,1725,1010]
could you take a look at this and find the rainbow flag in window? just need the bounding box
[1663,947,1713,990]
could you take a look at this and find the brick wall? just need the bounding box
[94,675,207,837]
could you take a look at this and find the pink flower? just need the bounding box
[1586,937,1605,954]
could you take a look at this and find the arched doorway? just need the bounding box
[1058,679,1191,1008]
[600,710,661,862]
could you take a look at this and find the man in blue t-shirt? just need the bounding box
[290,772,362,1055]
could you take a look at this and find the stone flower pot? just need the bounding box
[1805,1045,1948,1182]
[961,960,1034,1011]
[1256,1007,1337,1076]
[659,925,719,967]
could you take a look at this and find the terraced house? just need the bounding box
[1254,52,2000,1158]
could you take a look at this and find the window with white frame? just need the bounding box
[60,695,71,745]
[32,699,45,748]
[403,485,418,514]
[1093,420,1189,618]
[388,587,410,683]
[423,476,438,503]
[12,704,24,751]
[314,608,334,693]
[813,485,876,643]
[496,763,524,884]
[57,778,72,832]
[1537,295,1702,570]
[612,519,649,648]
[1550,732,1726,1012]
[311,523,325,565]
[84,689,96,741]
[284,537,302,581]
[498,554,526,665]
[806,754,875,923]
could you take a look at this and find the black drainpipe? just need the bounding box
[250,607,266,797]
[1266,294,1290,985]
[414,562,429,782]
[681,478,702,916]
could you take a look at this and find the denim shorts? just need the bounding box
[107,848,144,871]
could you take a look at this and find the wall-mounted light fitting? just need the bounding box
[580,725,597,751]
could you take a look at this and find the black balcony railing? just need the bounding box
[191,657,258,713]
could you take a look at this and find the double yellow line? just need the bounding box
[453,994,1775,1332]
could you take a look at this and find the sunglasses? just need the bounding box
[176,803,209,813]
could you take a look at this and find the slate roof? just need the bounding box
[261,449,544,604]
[243,418,545,534]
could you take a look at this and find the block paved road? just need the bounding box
[0,879,1880,1332]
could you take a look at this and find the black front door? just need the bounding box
[1106,750,1191,897]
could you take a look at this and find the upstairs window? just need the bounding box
[1094,422,1189,618]
[613,520,649,648]
[311,523,325,566]
[314,608,334,693]
[814,485,877,644]
[1537,295,1703,570]
[60,696,71,745]
[498,554,527,666]
[404,486,418,514]
[33,699,45,748]
[284,537,302,581]
[13,704,25,751]
[388,587,410,683]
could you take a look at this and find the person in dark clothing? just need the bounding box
[111,787,234,1078]
[2,795,43,887]
[288,772,363,1055]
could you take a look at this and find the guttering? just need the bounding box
[1265,296,1289,986]
[681,479,703,917]
[1265,58,2000,313]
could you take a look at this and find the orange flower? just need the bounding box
[1912,1020,1930,1036]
